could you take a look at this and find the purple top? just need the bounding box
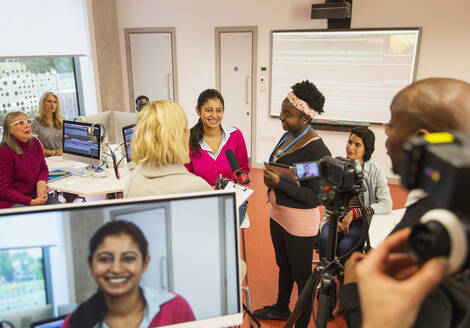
[0,137,49,208]
[185,128,249,186]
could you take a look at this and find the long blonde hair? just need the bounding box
[38,92,63,129]
[1,111,31,155]
[131,100,190,166]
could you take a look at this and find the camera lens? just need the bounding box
[410,221,451,263]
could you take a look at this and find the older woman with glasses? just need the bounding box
[0,111,60,209]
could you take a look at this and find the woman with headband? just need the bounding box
[253,80,331,327]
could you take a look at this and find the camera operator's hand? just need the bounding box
[343,251,365,284]
[263,169,280,189]
[357,228,448,328]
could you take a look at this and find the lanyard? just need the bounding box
[273,126,310,160]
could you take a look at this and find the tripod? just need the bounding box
[285,186,365,328]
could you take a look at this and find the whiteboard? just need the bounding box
[270,28,421,123]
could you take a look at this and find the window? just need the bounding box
[0,57,82,126]
[0,247,48,315]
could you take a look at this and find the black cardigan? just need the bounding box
[269,133,331,209]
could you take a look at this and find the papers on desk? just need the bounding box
[48,169,72,182]
[224,181,253,207]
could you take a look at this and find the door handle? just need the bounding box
[246,76,251,105]
[160,257,167,289]
[168,74,173,101]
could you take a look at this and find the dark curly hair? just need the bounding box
[69,220,149,328]
[291,80,325,116]
[349,127,375,162]
[189,89,225,157]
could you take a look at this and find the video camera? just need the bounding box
[293,156,364,208]
[400,131,470,274]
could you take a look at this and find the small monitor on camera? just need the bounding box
[293,161,320,180]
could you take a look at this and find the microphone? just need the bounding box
[225,149,250,185]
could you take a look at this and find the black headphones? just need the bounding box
[90,123,105,143]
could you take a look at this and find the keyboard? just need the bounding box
[69,167,92,177]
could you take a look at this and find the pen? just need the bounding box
[49,171,68,176]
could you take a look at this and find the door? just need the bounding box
[219,31,254,157]
[126,28,177,111]
[113,207,170,291]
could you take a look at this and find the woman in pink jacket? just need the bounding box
[186,89,249,186]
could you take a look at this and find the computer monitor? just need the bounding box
[122,124,136,163]
[83,111,112,143]
[0,191,242,328]
[62,120,101,166]
[114,111,138,145]
[0,305,53,328]
[30,315,66,328]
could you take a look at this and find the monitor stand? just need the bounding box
[127,161,136,171]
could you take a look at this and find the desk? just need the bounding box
[369,208,406,248]
[46,157,131,197]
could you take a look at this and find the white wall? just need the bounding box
[115,0,470,179]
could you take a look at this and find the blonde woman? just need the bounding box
[32,92,64,156]
[124,101,211,198]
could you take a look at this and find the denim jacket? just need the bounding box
[362,161,393,222]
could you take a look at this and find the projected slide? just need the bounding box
[270,29,421,123]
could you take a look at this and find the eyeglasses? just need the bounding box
[10,118,33,127]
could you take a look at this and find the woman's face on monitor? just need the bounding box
[89,234,149,298]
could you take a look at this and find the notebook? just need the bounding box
[48,169,72,182]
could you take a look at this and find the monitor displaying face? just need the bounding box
[0,192,242,328]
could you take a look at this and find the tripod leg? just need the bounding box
[284,269,320,328]
[243,304,261,327]
[316,275,337,328]
[317,293,331,328]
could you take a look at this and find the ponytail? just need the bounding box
[69,290,107,328]
[189,118,204,158]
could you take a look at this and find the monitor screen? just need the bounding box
[114,111,138,145]
[30,315,66,328]
[270,28,421,123]
[62,120,101,166]
[0,191,242,328]
[122,124,136,163]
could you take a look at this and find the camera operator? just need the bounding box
[357,228,448,328]
[339,78,470,328]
